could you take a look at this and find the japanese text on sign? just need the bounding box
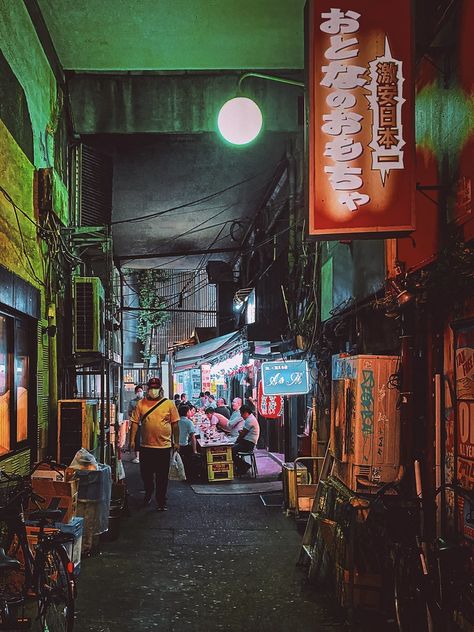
[262,360,310,396]
[367,39,405,182]
[319,8,405,213]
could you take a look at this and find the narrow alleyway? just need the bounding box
[74,460,347,632]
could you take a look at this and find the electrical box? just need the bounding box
[330,355,401,492]
[73,277,104,354]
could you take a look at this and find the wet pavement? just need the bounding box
[74,457,348,632]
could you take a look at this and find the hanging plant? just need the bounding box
[135,269,170,359]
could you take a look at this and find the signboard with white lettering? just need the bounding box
[307,0,415,238]
[261,360,310,396]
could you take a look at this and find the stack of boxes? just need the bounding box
[205,445,234,481]
[27,465,84,576]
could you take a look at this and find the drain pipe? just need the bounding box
[399,309,415,492]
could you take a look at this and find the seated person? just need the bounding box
[217,397,244,436]
[178,404,198,480]
[207,394,217,409]
[194,391,206,409]
[204,407,228,430]
[214,397,231,419]
[232,404,260,476]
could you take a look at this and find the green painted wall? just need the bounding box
[0,120,43,288]
[0,0,58,168]
[0,1,68,460]
[37,0,305,71]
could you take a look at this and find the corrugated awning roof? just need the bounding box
[173,330,246,371]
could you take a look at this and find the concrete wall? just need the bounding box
[0,1,68,462]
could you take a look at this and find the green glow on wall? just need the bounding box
[416,80,474,162]
[321,258,333,322]
[0,121,43,289]
[0,0,57,168]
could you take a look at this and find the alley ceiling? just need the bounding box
[37,0,305,71]
[34,0,305,269]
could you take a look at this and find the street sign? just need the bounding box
[261,360,310,396]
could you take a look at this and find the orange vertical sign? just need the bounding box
[307,1,415,238]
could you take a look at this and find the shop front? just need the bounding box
[172,330,247,402]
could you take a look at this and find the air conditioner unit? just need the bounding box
[330,354,401,493]
[73,277,105,354]
[57,400,100,465]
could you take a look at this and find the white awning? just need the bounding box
[173,330,246,372]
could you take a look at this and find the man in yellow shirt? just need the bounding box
[130,377,180,510]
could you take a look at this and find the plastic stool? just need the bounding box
[237,451,258,478]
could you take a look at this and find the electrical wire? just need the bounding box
[110,167,279,226]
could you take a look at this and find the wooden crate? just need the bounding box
[335,564,382,609]
[207,461,234,481]
[206,446,232,464]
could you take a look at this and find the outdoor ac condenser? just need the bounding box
[73,276,105,354]
[330,354,401,493]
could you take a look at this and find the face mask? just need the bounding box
[148,388,160,399]
[136,391,144,399]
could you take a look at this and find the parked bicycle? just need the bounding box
[0,459,76,631]
[369,471,474,632]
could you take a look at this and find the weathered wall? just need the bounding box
[0,0,68,462]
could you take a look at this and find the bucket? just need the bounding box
[100,501,122,542]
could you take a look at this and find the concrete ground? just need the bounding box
[73,456,348,632]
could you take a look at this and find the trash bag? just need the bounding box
[169,451,186,481]
[69,448,98,470]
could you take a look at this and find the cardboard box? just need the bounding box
[30,478,78,524]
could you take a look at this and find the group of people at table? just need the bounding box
[127,380,260,510]
[176,393,260,480]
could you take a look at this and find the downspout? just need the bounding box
[287,143,297,326]
[47,302,58,460]
[399,309,415,493]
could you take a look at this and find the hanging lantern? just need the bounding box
[257,380,283,419]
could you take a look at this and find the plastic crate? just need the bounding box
[55,517,84,576]
[207,461,234,481]
[26,517,83,576]
[206,446,232,464]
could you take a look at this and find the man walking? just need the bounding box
[130,377,180,510]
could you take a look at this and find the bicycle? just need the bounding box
[368,474,474,632]
[0,459,76,631]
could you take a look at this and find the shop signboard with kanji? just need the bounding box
[307,1,415,238]
[257,380,283,418]
[455,323,474,539]
[261,360,309,396]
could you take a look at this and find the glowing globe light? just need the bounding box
[217,97,263,145]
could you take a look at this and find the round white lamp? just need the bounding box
[217,97,263,145]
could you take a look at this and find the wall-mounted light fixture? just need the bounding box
[217,73,304,146]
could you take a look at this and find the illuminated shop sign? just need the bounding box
[308,1,415,238]
[261,360,309,396]
[257,380,283,418]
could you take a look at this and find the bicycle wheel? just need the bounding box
[36,543,74,632]
[392,545,429,632]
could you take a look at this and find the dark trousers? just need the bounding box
[232,439,255,473]
[140,446,171,506]
[179,445,198,481]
